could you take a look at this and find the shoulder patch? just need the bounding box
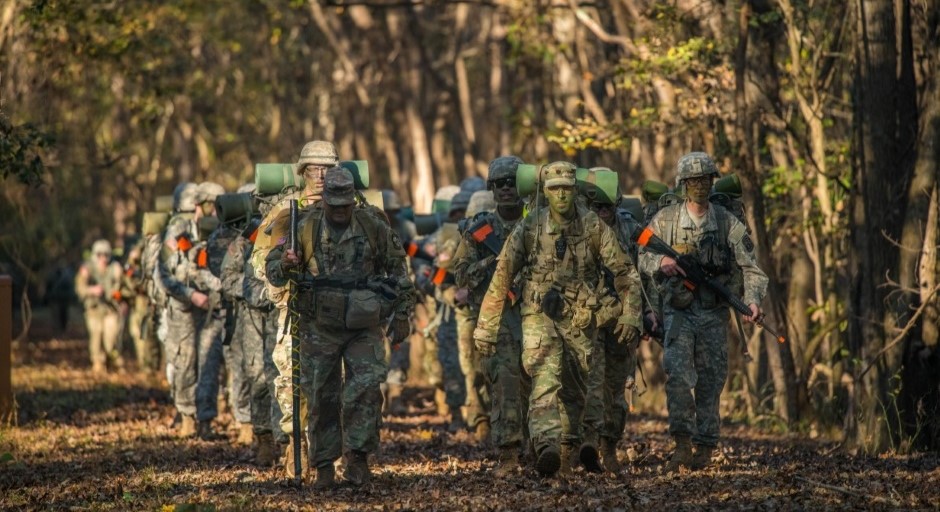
[742,234,754,252]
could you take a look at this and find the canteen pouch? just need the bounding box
[594,293,621,329]
[665,277,694,310]
[345,289,382,329]
[315,288,347,328]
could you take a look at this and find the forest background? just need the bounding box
[1,0,938,454]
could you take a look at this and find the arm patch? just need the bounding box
[742,234,754,252]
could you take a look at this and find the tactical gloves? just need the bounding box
[473,326,496,357]
[614,317,640,347]
[389,315,411,347]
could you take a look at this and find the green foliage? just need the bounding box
[0,113,52,186]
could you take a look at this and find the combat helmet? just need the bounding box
[296,140,339,172]
[197,182,226,204]
[382,189,403,212]
[465,190,496,218]
[91,239,112,256]
[487,156,524,183]
[173,182,199,213]
[675,152,719,186]
[450,189,474,215]
[459,176,486,194]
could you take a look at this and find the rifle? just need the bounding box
[634,226,786,344]
[287,199,303,486]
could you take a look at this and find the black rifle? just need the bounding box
[287,200,303,486]
[634,226,786,344]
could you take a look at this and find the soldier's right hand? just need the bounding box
[472,327,496,357]
[281,248,301,270]
[190,290,210,310]
[659,256,686,277]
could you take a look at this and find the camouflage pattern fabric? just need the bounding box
[474,203,642,454]
[638,202,768,446]
[75,258,124,369]
[265,200,414,467]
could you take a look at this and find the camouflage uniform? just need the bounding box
[474,162,642,475]
[221,232,283,441]
[123,239,161,372]
[453,187,531,452]
[265,167,414,478]
[638,152,768,461]
[75,240,125,372]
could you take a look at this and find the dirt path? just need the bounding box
[2,337,938,510]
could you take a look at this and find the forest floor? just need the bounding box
[2,318,939,511]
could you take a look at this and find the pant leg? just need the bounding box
[272,308,306,438]
[85,309,105,367]
[557,321,595,447]
[436,307,466,414]
[456,308,487,427]
[342,327,388,454]
[241,303,272,434]
[692,309,729,447]
[581,335,607,446]
[662,309,697,439]
[170,307,203,418]
[602,333,631,443]
[262,308,286,442]
[196,314,224,422]
[302,322,345,467]
[520,313,564,453]
[486,309,527,448]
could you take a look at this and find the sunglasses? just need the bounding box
[491,177,516,189]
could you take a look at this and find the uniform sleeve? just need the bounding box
[727,218,769,306]
[243,252,272,310]
[638,210,667,278]
[158,219,196,304]
[379,223,415,316]
[598,221,643,329]
[475,219,527,340]
[451,234,480,289]
[75,264,90,301]
[220,238,248,302]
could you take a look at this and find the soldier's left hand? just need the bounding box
[615,320,640,347]
[390,315,411,346]
[472,327,496,357]
[743,304,762,323]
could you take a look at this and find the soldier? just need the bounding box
[580,170,644,472]
[266,166,415,488]
[473,161,642,477]
[639,152,768,472]
[220,188,283,465]
[75,239,126,373]
[123,238,161,373]
[254,141,344,478]
[159,181,223,438]
[452,156,532,475]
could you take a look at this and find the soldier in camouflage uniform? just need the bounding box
[580,170,644,472]
[473,162,642,477]
[123,237,162,373]
[220,189,282,466]
[159,181,225,438]
[266,166,415,488]
[75,239,126,373]
[452,156,532,475]
[639,152,768,472]
[250,140,340,478]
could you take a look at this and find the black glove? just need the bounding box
[389,315,411,347]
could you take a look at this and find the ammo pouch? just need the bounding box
[345,289,383,329]
[594,293,621,329]
[541,286,566,321]
[314,288,348,329]
[665,277,694,310]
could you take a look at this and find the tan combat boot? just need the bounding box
[255,433,276,467]
[236,422,254,446]
[535,445,561,476]
[579,442,604,473]
[283,440,309,480]
[690,444,717,470]
[663,436,693,473]
[493,445,520,478]
[474,419,491,444]
[313,464,336,490]
[601,439,622,473]
[345,451,371,486]
[179,415,197,438]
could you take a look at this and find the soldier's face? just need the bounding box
[303,165,328,195]
[490,177,519,205]
[684,176,713,204]
[545,185,575,216]
[590,202,616,225]
[325,203,353,227]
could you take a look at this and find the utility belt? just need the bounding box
[662,274,735,311]
[523,280,620,329]
[293,276,399,330]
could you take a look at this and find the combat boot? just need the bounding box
[345,451,371,486]
[663,435,693,473]
[690,444,717,470]
[579,441,604,473]
[197,420,221,441]
[236,422,254,446]
[313,464,336,490]
[384,383,407,416]
[601,439,622,473]
[255,433,276,467]
[282,439,309,480]
[179,415,197,438]
[535,445,561,476]
[474,419,491,444]
[492,445,520,478]
[447,414,467,434]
